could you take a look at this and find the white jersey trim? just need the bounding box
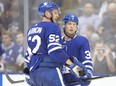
[85,65,93,71]
[82,60,93,64]
[56,68,65,86]
[48,46,62,54]
[24,58,29,63]
[47,43,62,48]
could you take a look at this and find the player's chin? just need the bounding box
[67,33,75,37]
[69,32,75,35]
[55,16,59,20]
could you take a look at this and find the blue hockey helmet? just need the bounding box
[38,1,60,16]
[63,14,79,38]
[62,13,79,24]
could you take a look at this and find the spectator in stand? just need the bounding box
[84,25,100,42]
[3,0,23,31]
[96,25,105,36]
[92,39,116,75]
[106,38,116,69]
[8,21,19,42]
[0,1,4,13]
[16,31,24,55]
[96,24,109,42]
[84,25,100,50]
[0,1,4,26]
[0,30,21,72]
[78,1,102,36]
[2,0,14,30]
[102,2,116,38]
[15,31,24,71]
[10,5,23,31]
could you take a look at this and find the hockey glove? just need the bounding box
[23,67,35,86]
[80,69,93,85]
[80,69,93,79]
[23,67,30,75]
[68,57,86,78]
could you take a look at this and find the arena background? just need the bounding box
[0,0,116,86]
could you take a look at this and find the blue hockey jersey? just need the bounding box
[62,35,93,72]
[62,35,93,84]
[24,22,69,72]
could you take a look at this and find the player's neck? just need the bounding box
[64,34,72,41]
[42,17,52,22]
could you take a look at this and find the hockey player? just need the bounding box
[61,13,93,86]
[24,1,87,86]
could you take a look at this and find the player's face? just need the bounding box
[52,9,60,22]
[65,21,77,35]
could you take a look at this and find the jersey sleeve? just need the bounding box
[46,25,69,64]
[79,38,93,75]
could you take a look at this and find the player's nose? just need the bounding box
[57,14,59,18]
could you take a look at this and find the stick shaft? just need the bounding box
[4,66,24,84]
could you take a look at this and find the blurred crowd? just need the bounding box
[0,0,24,72]
[0,0,116,75]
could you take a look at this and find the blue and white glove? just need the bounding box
[68,57,86,78]
[80,69,93,79]
[80,69,93,85]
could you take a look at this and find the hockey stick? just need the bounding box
[65,74,116,85]
[4,67,24,84]
[4,72,116,84]
[84,74,116,81]
[4,65,116,84]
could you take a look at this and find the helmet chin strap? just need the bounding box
[44,12,54,22]
[50,13,54,22]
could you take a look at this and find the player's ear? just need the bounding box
[45,11,51,18]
